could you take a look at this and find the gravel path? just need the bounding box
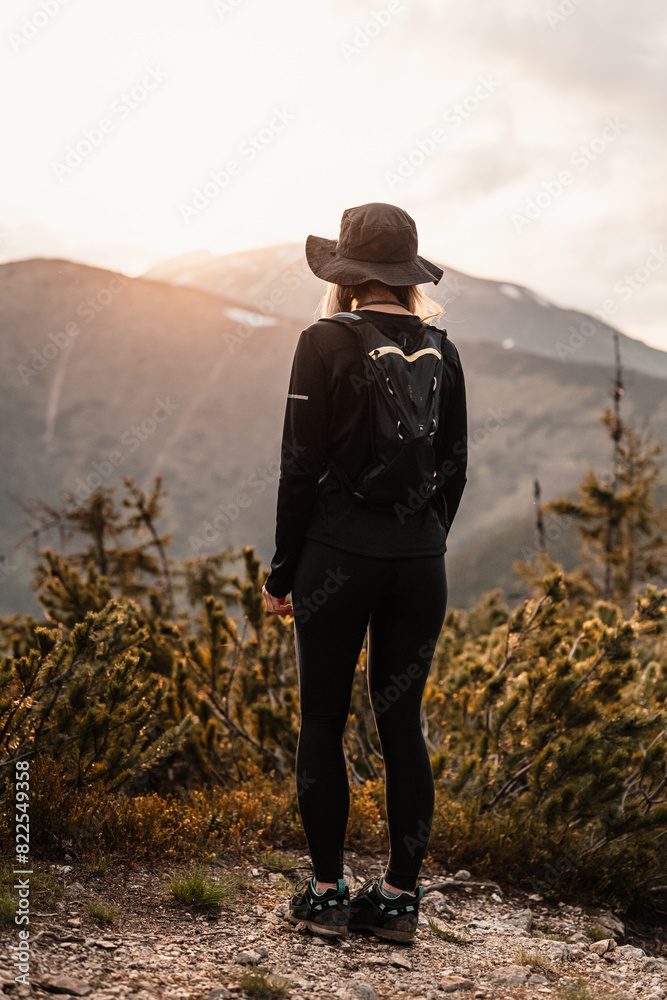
[2,853,667,1000]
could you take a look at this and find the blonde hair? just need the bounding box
[314,279,443,323]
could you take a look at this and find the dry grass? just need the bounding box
[84,854,116,874]
[237,967,291,999]
[83,897,121,923]
[167,865,243,909]
[584,924,611,941]
[510,946,555,972]
[0,858,64,921]
[258,850,302,873]
[557,980,617,1000]
[531,928,571,942]
[0,892,16,923]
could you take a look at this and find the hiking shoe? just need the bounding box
[349,876,424,942]
[287,872,350,937]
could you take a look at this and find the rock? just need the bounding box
[643,957,667,972]
[207,990,233,1000]
[454,870,471,881]
[235,949,264,965]
[528,893,543,902]
[349,984,378,1000]
[390,951,412,970]
[504,908,534,932]
[590,938,616,956]
[615,944,645,961]
[273,903,289,917]
[568,931,590,945]
[39,975,91,996]
[485,965,530,986]
[528,974,548,985]
[547,941,583,961]
[440,975,475,992]
[597,909,625,938]
[66,918,82,928]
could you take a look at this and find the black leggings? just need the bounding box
[291,537,448,892]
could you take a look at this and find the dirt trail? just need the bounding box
[2,854,666,1000]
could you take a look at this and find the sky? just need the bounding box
[1,0,666,350]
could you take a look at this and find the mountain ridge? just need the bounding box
[2,256,666,617]
[143,242,667,379]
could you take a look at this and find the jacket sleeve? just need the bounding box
[264,329,329,598]
[433,345,468,533]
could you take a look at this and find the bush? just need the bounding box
[1,478,666,917]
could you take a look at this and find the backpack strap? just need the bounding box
[327,311,363,322]
[317,312,371,500]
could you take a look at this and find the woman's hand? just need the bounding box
[262,584,294,616]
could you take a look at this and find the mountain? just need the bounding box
[143,243,667,380]
[1,257,666,619]
[0,205,163,274]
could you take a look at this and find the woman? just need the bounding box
[262,202,468,941]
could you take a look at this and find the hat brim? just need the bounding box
[305,234,443,286]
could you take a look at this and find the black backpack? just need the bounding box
[320,311,446,512]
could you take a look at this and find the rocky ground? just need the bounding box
[2,852,667,1000]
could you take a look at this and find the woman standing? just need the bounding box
[262,202,468,941]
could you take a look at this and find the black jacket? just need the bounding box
[265,309,468,598]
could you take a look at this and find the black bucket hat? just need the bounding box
[305,202,443,287]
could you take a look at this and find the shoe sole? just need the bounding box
[348,921,415,942]
[286,911,349,937]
